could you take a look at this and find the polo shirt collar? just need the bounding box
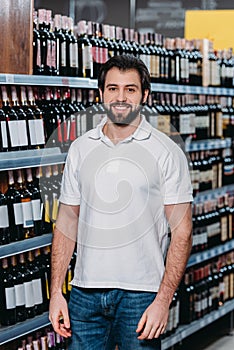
[88,115,152,142]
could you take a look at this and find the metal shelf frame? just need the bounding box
[0,233,52,259]
[162,300,234,349]
[0,148,67,171]
[188,239,234,267]
[0,312,50,345]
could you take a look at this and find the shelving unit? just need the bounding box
[0,293,233,346]
[162,300,234,350]
[1,73,234,96]
[0,73,233,348]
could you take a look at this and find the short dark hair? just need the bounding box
[98,55,151,95]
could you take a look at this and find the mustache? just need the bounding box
[109,102,132,108]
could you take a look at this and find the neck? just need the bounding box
[103,115,141,144]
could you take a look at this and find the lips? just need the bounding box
[110,103,131,111]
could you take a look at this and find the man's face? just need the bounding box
[99,67,149,125]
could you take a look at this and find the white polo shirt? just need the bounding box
[59,116,193,292]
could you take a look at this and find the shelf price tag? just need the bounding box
[5,74,14,84]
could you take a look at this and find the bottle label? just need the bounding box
[36,38,41,67]
[32,199,42,221]
[70,42,79,68]
[150,55,156,78]
[28,119,45,146]
[195,115,209,129]
[179,113,196,134]
[8,120,20,147]
[46,39,52,67]
[44,195,51,223]
[5,286,16,309]
[61,42,66,67]
[0,205,9,228]
[18,120,28,147]
[83,45,93,70]
[32,278,43,304]
[13,202,24,225]
[51,40,56,69]
[221,216,228,242]
[22,201,34,228]
[24,281,34,307]
[175,56,180,82]
[101,47,108,64]
[52,193,58,222]
[0,121,8,148]
[15,283,25,306]
[92,46,99,63]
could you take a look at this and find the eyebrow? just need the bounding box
[105,83,140,88]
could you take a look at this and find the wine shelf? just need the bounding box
[1,74,234,96]
[188,239,234,267]
[0,234,52,259]
[0,312,50,345]
[0,300,233,346]
[185,137,232,153]
[194,184,234,202]
[0,74,98,89]
[0,148,67,171]
[151,83,234,96]
[162,299,234,350]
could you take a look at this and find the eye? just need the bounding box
[108,87,117,91]
[127,88,136,93]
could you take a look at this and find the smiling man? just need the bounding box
[49,55,193,350]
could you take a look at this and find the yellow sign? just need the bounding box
[185,10,234,50]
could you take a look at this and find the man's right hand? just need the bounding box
[49,292,72,338]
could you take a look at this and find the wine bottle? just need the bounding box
[38,9,52,76]
[11,85,29,150]
[33,10,42,75]
[27,250,44,315]
[10,255,27,322]
[5,170,24,242]
[54,14,66,76]
[0,189,10,245]
[46,10,57,76]
[179,270,194,324]
[67,17,79,77]
[26,168,43,236]
[61,15,71,77]
[0,257,17,326]
[27,86,46,149]
[77,20,93,78]
[16,169,34,239]
[18,253,35,319]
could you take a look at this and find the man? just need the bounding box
[49,55,193,349]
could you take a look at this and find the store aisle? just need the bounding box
[175,313,234,350]
[204,334,234,350]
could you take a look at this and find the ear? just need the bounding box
[99,88,103,103]
[142,89,149,104]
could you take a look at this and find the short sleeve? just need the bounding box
[59,142,81,205]
[161,146,193,205]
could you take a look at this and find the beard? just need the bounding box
[103,102,143,126]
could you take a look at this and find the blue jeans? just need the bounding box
[68,287,161,350]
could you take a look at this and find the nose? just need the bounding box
[116,88,127,102]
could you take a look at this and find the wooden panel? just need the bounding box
[0,0,33,74]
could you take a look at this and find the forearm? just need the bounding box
[50,226,76,296]
[157,229,192,304]
[157,203,193,305]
